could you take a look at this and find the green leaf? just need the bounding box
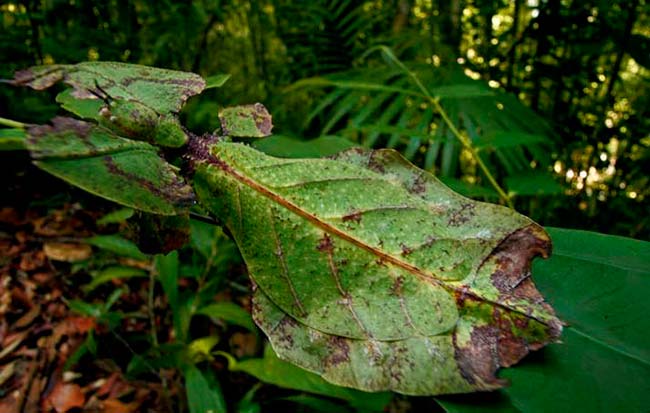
[184,365,227,413]
[288,77,423,98]
[13,62,205,114]
[629,34,650,69]
[190,219,224,259]
[155,251,179,316]
[252,134,357,158]
[437,228,650,412]
[56,88,104,120]
[129,212,191,254]
[232,346,391,411]
[192,142,561,395]
[96,208,135,225]
[196,302,256,332]
[205,74,232,89]
[13,62,205,147]
[280,395,352,413]
[506,171,563,196]
[187,335,220,362]
[155,251,195,342]
[26,117,194,215]
[0,128,27,151]
[431,84,494,98]
[439,177,499,200]
[84,265,148,292]
[219,104,273,138]
[474,132,547,150]
[85,234,148,260]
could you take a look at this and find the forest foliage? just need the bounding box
[0,1,649,413]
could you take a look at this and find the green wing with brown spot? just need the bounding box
[12,62,205,147]
[192,141,562,395]
[27,117,193,215]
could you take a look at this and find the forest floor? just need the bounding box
[0,202,255,413]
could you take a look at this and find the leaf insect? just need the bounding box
[89,81,188,148]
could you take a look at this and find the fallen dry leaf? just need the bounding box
[43,242,92,262]
[18,250,47,272]
[44,382,85,412]
[101,398,142,413]
[229,332,257,358]
[13,305,40,329]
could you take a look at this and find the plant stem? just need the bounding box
[430,99,513,207]
[375,46,514,208]
[0,117,28,129]
[148,271,159,347]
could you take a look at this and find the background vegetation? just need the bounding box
[2,0,648,238]
[0,1,648,413]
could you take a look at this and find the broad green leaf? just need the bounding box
[0,128,27,150]
[232,346,391,411]
[474,132,547,150]
[85,234,148,260]
[190,219,224,259]
[13,62,205,147]
[56,88,104,120]
[187,335,220,362]
[288,77,424,98]
[184,365,227,413]
[129,212,191,254]
[12,62,205,114]
[155,251,179,317]
[84,265,148,292]
[629,34,650,69]
[205,73,232,89]
[437,228,650,412]
[192,142,561,395]
[155,251,195,342]
[219,104,273,138]
[252,134,357,158]
[196,302,256,332]
[96,208,135,225]
[280,395,352,413]
[26,117,194,215]
[505,171,563,196]
[439,177,499,200]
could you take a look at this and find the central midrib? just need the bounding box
[206,153,559,331]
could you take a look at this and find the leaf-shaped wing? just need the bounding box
[12,62,205,114]
[219,103,273,138]
[27,117,194,215]
[191,141,562,395]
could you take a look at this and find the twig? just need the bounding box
[148,271,159,347]
[0,116,29,129]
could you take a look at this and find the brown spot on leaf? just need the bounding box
[325,336,350,366]
[316,234,334,253]
[11,66,65,90]
[454,325,506,388]
[342,211,362,223]
[447,203,476,227]
[273,316,298,348]
[400,243,413,256]
[489,224,551,299]
[410,173,426,194]
[29,117,93,140]
[366,152,386,173]
[492,309,529,367]
[391,276,404,296]
[252,103,273,136]
[103,155,195,208]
